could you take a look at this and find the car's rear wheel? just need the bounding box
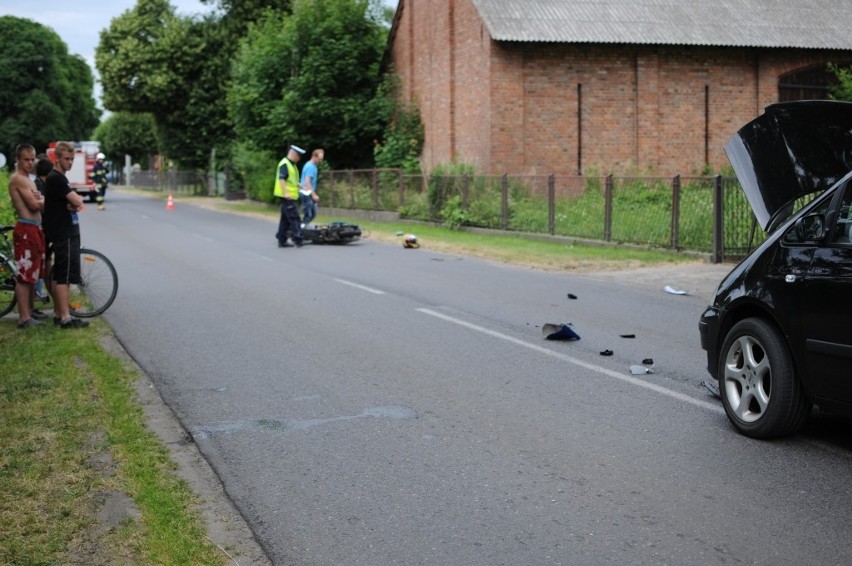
[718,318,810,438]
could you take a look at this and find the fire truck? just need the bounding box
[47,141,102,202]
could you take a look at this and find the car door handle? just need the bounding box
[785,274,798,283]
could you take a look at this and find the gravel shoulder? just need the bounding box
[578,261,733,302]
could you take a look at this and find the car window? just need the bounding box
[833,188,852,244]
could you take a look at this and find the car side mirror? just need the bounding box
[793,213,826,241]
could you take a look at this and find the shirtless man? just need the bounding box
[7,143,46,328]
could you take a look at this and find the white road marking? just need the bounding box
[334,278,386,295]
[193,233,214,242]
[248,251,273,262]
[417,308,724,413]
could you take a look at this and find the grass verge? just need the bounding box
[0,319,227,564]
[193,193,705,271]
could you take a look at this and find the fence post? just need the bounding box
[712,175,724,263]
[501,174,509,230]
[348,170,355,209]
[429,174,440,222]
[398,168,405,207]
[327,171,336,208]
[462,173,469,210]
[547,174,555,235]
[671,175,681,250]
[371,169,379,210]
[604,174,613,242]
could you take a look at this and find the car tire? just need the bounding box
[718,318,811,438]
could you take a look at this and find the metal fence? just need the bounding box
[321,169,763,262]
[128,170,209,195]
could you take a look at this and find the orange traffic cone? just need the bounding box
[166,193,175,211]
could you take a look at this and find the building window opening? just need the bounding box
[778,63,849,101]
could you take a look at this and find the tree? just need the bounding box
[829,63,852,101]
[96,0,296,170]
[153,16,235,168]
[0,16,99,163]
[227,13,295,155]
[373,75,423,173]
[201,0,292,37]
[96,0,234,169]
[96,0,191,113]
[228,0,390,169]
[93,112,159,168]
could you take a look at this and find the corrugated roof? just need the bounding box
[470,0,852,50]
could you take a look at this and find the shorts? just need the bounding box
[48,233,82,285]
[13,221,45,284]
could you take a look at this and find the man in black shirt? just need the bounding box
[43,141,89,328]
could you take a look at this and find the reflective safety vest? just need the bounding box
[273,156,299,199]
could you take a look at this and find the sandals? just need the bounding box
[56,317,90,329]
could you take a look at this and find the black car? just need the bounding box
[699,100,852,438]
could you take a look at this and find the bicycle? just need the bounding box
[0,224,118,319]
[0,245,16,319]
[67,248,119,317]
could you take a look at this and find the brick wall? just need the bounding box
[388,0,852,176]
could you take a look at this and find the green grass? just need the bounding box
[0,320,227,564]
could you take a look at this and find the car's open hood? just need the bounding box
[725,100,852,232]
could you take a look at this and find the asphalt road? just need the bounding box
[85,191,852,565]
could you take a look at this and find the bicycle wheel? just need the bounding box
[0,254,17,318]
[69,248,118,318]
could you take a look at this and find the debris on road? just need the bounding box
[629,365,654,375]
[701,380,721,399]
[600,349,613,356]
[567,293,578,300]
[619,334,635,338]
[542,323,581,341]
[663,285,690,295]
[642,358,654,366]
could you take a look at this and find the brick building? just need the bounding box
[385,0,852,176]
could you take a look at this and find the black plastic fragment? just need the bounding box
[542,323,581,341]
[701,380,721,399]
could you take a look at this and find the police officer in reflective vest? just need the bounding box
[274,145,306,247]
